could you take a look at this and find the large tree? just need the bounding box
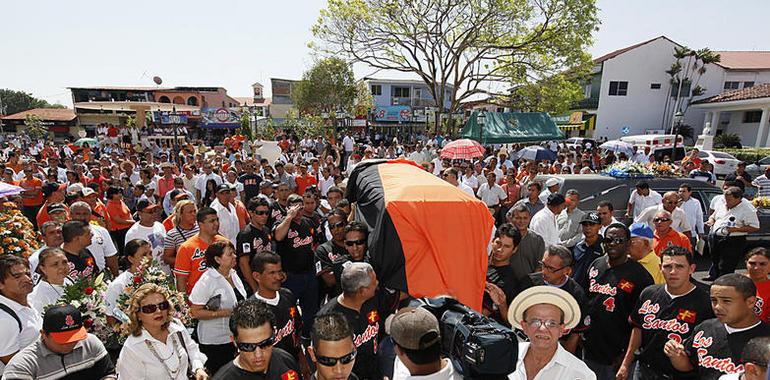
[0,89,64,115]
[292,57,357,117]
[507,67,591,114]
[312,0,598,133]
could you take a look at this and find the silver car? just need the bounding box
[746,156,770,178]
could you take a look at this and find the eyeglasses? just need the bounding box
[140,301,170,314]
[253,210,269,216]
[525,319,561,329]
[316,350,357,367]
[330,221,346,229]
[602,237,627,245]
[345,239,367,247]
[653,217,671,223]
[538,260,568,273]
[236,335,275,352]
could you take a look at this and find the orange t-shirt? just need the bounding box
[755,280,770,323]
[652,229,692,256]
[173,234,228,294]
[295,174,317,195]
[105,200,133,231]
[37,201,69,227]
[234,200,249,230]
[19,178,43,206]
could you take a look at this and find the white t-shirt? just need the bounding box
[28,279,71,317]
[342,136,355,152]
[0,295,43,376]
[105,271,134,317]
[88,224,118,271]
[392,357,463,380]
[125,222,168,272]
[189,268,246,345]
[628,189,662,219]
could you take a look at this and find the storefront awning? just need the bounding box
[553,112,596,132]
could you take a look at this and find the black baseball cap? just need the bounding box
[580,211,601,225]
[43,305,87,344]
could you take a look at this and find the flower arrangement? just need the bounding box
[0,201,41,257]
[649,162,680,177]
[54,272,110,341]
[113,258,191,342]
[753,196,770,210]
[602,161,653,178]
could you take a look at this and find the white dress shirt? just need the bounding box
[476,182,507,207]
[117,319,206,380]
[188,268,246,345]
[458,182,475,197]
[460,174,478,190]
[508,342,596,380]
[680,197,705,235]
[210,199,240,244]
[635,205,692,234]
[711,198,760,237]
[530,206,561,247]
[628,189,662,219]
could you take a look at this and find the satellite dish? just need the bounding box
[153,76,163,85]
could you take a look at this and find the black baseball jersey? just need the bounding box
[630,284,714,375]
[483,264,518,326]
[269,201,287,230]
[583,256,654,365]
[684,319,770,380]
[314,241,351,297]
[251,288,302,361]
[519,272,589,333]
[212,347,300,380]
[318,297,381,380]
[237,173,262,203]
[274,216,318,273]
[64,248,100,279]
[236,223,273,281]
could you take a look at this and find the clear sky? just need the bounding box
[1,0,768,107]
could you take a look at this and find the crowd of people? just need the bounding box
[0,128,768,380]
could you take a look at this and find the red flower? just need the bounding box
[83,319,93,328]
[84,287,94,295]
[133,276,142,284]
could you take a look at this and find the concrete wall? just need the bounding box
[723,110,770,146]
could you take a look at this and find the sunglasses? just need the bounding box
[330,221,346,229]
[602,237,627,245]
[236,335,275,352]
[140,300,170,314]
[253,210,269,216]
[345,239,367,247]
[653,217,671,223]
[316,350,357,367]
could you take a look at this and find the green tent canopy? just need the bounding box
[460,111,565,144]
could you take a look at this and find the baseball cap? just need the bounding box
[217,183,233,193]
[67,183,84,196]
[580,211,601,225]
[81,187,96,197]
[545,178,559,187]
[507,285,581,330]
[47,203,67,214]
[136,199,160,213]
[385,307,441,350]
[547,193,566,206]
[43,305,88,344]
[629,222,654,239]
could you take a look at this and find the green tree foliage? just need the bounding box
[292,57,357,117]
[312,0,599,133]
[24,114,47,140]
[0,89,64,115]
[240,112,253,140]
[353,81,374,118]
[715,133,742,149]
[507,67,591,114]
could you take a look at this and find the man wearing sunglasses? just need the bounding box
[316,210,351,298]
[213,299,300,380]
[582,223,654,380]
[635,191,692,239]
[237,198,275,295]
[652,210,692,257]
[309,313,359,380]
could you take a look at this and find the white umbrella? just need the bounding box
[600,140,635,156]
[0,182,24,198]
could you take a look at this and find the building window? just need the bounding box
[608,81,628,96]
[743,110,763,123]
[744,81,755,88]
[158,96,170,103]
[371,85,382,96]
[393,87,410,98]
[670,81,691,98]
[724,81,741,90]
[650,83,661,90]
[187,97,198,106]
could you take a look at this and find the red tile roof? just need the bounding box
[692,83,770,104]
[1,108,76,121]
[593,36,678,64]
[714,51,770,70]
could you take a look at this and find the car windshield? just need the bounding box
[712,152,737,159]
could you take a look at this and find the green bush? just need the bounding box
[713,148,770,162]
[714,133,742,148]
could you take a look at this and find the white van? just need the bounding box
[619,134,686,161]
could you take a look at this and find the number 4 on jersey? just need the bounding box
[603,297,616,312]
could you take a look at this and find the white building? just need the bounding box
[579,36,770,145]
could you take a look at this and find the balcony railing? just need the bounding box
[391,97,439,108]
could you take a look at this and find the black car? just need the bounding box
[535,174,769,249]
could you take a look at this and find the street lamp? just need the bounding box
[672,110,683,161]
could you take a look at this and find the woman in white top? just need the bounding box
[28,248,72,316]
[117,283,208,380]
[189,240,246,375]
[104,239,152,321]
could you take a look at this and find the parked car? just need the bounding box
[536,174,770,250]
[746,156,770,178]
[696,150,740,177]
[564,137,597,150]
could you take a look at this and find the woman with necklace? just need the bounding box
[117,283,208,379]
[189,240,247,375]
[29,247,72,316]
